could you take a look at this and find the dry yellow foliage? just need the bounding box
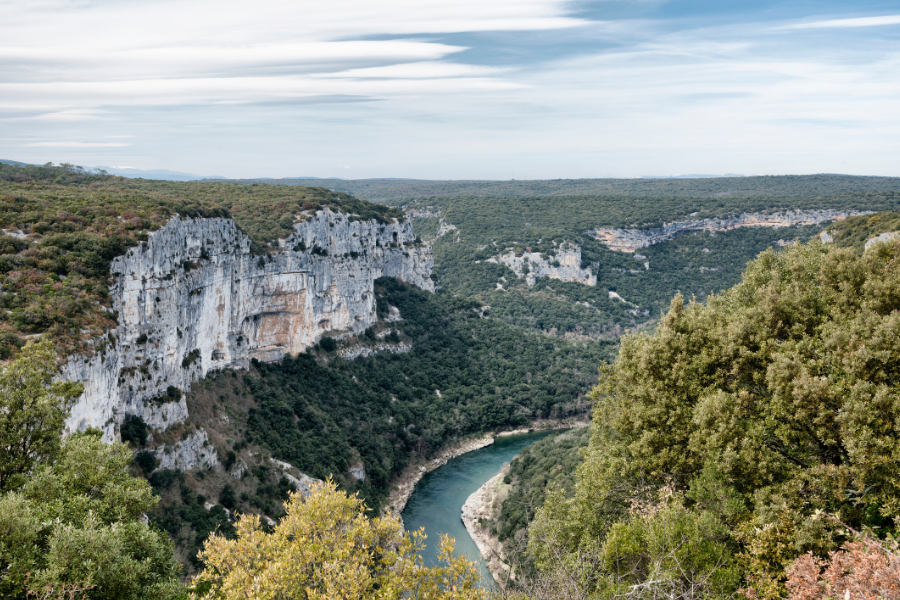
[194,480,485,600]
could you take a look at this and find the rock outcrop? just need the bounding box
[865,231,900,251]
[271,458,321,496]
[589,210,872,253]
[487,243,596,286]
[63,208,434,452]
[152,429,219,471]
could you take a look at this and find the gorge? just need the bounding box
[7,166,900,592]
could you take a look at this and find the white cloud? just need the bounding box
[782,14,900,29]
[0,0,571,112]
[25,141,131,147]
[321,62,508,79]
[30,109,108,122]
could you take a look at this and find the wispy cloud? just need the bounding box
[30,109,108,122]
[25,141,131,148]
[782,14,900,29]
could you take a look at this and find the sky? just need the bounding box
[1,0,899,179]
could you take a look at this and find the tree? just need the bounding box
[195,480,484,600]
[0,430,186,600]
[784,534,900,600]
[0,339,83,492]
[0,340,185,600]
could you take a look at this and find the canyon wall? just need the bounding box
[487,243,596,286]
[589,210,872,253]
[62,208,433,443]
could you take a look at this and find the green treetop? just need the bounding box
[0,339,82,492]
[527,238,900,599]
[0,340,185,600]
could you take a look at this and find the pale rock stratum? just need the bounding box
[589,210,871,253]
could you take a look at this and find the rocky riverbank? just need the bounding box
[461,464,513,584]
[384,434,494,517]
[384,417,590,518]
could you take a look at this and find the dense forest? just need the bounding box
[343,180,900,339]
[491,427,591,550]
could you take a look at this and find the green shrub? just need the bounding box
[120,414,148,446]
[133,450,158,474]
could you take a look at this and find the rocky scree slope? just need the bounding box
[61,207,433,463]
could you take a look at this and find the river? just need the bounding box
[401,431,554,583]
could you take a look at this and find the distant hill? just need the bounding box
[95,166,225,181]
[0,160,222,181]
[235,173,900,341]
[219,174,900,201]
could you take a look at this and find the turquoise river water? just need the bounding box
[401,431,554,584]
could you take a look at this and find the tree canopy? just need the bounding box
[0,340,185,600]
[195,480,484,600]
[526,238,900,599]
[0,339,82,492]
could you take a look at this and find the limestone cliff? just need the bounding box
[589,210,872,253]
[487,243,596,286]
[62,207,433,446]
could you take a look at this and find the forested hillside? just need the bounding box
[276,176,900,340]
[491,427,590,551]
[146,277,610,569]
[225,174,900,202]
[827,210,900,251]
[511,237,900,599]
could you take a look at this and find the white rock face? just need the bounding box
[487,243,596,286]
[437,220,458,238]
[339,341,412,360]
[63,208,434,450]
[589,210,873,253]
[152,429,219,471]
[865,231,900,251]
[271,458,321,496]
[348,465,366,482]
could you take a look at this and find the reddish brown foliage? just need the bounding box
[787,539,900,600]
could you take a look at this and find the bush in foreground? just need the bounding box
[195,480,484,599]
